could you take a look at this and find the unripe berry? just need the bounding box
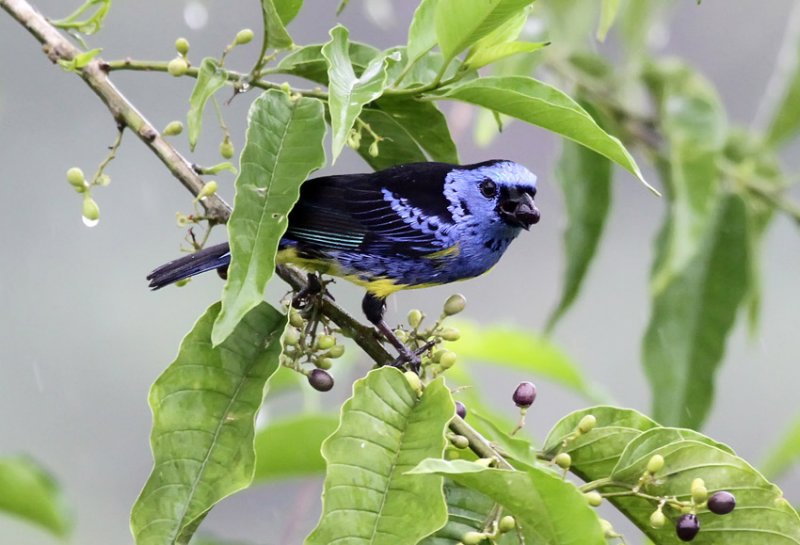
[219,138,235,159]
[404,370,422,393]
[455,401,467,419]
[450,435,469,449]
[647,454,665,474]
[197,180,218,199]
[66,167,86,191]
[316,334,335,350]
[443,293,466,315]
[368,141,379,157]
[498,515,516,533]
[308,369,334,392]
[282,326,300,346]
[407,309,423,329]
[82,195,100,222]
[175,37,190,55]
[600,519,614,537]
[163,121,184,136]
[315,357,332,370]
[649,509,666,529]
[439,350,457,369]
[585,491,602,507]
[578,414,597,434]
[439,327,461,341]
[289,309,304,328]
[707,491,735,515]
[461,531,485,545]
[691,478,708,504]
[512,381,537,408]
[95,174,111,187]
[554,452,571,470]
[326,344,346,359]
[675,513,700,542]
[234,28,255,45]
[167,57,189,76]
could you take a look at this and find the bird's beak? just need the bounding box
[500,191,540,230]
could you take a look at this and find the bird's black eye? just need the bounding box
[479,179,497,198]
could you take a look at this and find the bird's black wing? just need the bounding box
[284,162,458,256]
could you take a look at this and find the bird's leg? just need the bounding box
[292,273,328,309]
[362,292,420,373]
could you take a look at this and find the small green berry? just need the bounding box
[439,350,457,369]
[600,519,614,537]
[167,57,189,77]
[404,370,422,393]
[554,452,571,470]
[282,326,300,346]
[234,28,255,45]
[315,357,333,370]
[498,515,516,533]
[647,454,665,474]
[66,167,86,191]
[346,129,361,149]
[585,491,602,507]
[197,180,218,199]
[443,293,466,315]
[450,434,469,449]
[219,138,235,159]
[82,195,100,222]
[175,37,190,55]
[577,414,597,434]
[95,174,111,187]
[368,140,379,157]
[289,309,304,328]
[316,334,335,350]
[649,509,666,529]
[407,309,423,329]
[163,120,184,136]
[439,327,461,341]
[461,531,485,545]
[691,478,708,504]
[325,344,346,359]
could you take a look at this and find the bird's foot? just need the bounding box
[388,339,437,374]
[291,273,333,309]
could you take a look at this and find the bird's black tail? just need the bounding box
[147,242,231,289]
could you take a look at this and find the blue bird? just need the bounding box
[147,160,540,362]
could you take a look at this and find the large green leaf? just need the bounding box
[0,456,72,538]
[410,459,606,545]
[212,90,326,346]
[130,301,286,545]
[449,321,604,402]
[260,0,293,49]
[434,0,534,62]
[437,76,653,191]
[358,97,458,169]
[546,135,612,332]
[406,0,440,68]
[761,412,800,480]
[643,193,749,428]
[305,368,453,545]
[253,414,338,482]
[187,58,228,151]
[608,428,800,545]
[596,0,621,41]
[543,406,659,480]
[275,42,379,85]
[464,41,546,70]
[323,26,391,162]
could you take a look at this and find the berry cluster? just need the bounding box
[281,303,345,392]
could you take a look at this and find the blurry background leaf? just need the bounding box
[187,59,227,151]
[596,0,621,42]
[761,412,800,480]
[253,414,338,482]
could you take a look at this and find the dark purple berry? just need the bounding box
[308,369,334,392]
[707,491,736,515]
[676,513,700,542]
[455,401,467,419]
[512,381,537,408]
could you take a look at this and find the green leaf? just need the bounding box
[0,456,72,538]
[437,76,654,192]
[130,301,286,545]
[464,41,547,70]
[543,406,659,480]
[260,0,293,49]
[609,428,800,545]
[434,0,534,62]
[275,42,379,85]
[410,459,606,545]
[58,48,102,72]
[274,0,303,25]
[546,134,612,332]
[253,414,338,482]
[51,0,110,34]
[406,0,440,67]
[468,410,536,466]
[643,193,750,428]
[449,321,604,402]
[765,30,800,146]
[596,0,621,42]
[212,90,326,346]
[358,97,458,169]
[305,368,453,545]
[187,59,228,152]
[323,26,391,162]
[761,412,800,480]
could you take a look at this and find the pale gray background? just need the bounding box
[1,1,799,544]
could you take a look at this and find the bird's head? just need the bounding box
[444,160,540,231]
